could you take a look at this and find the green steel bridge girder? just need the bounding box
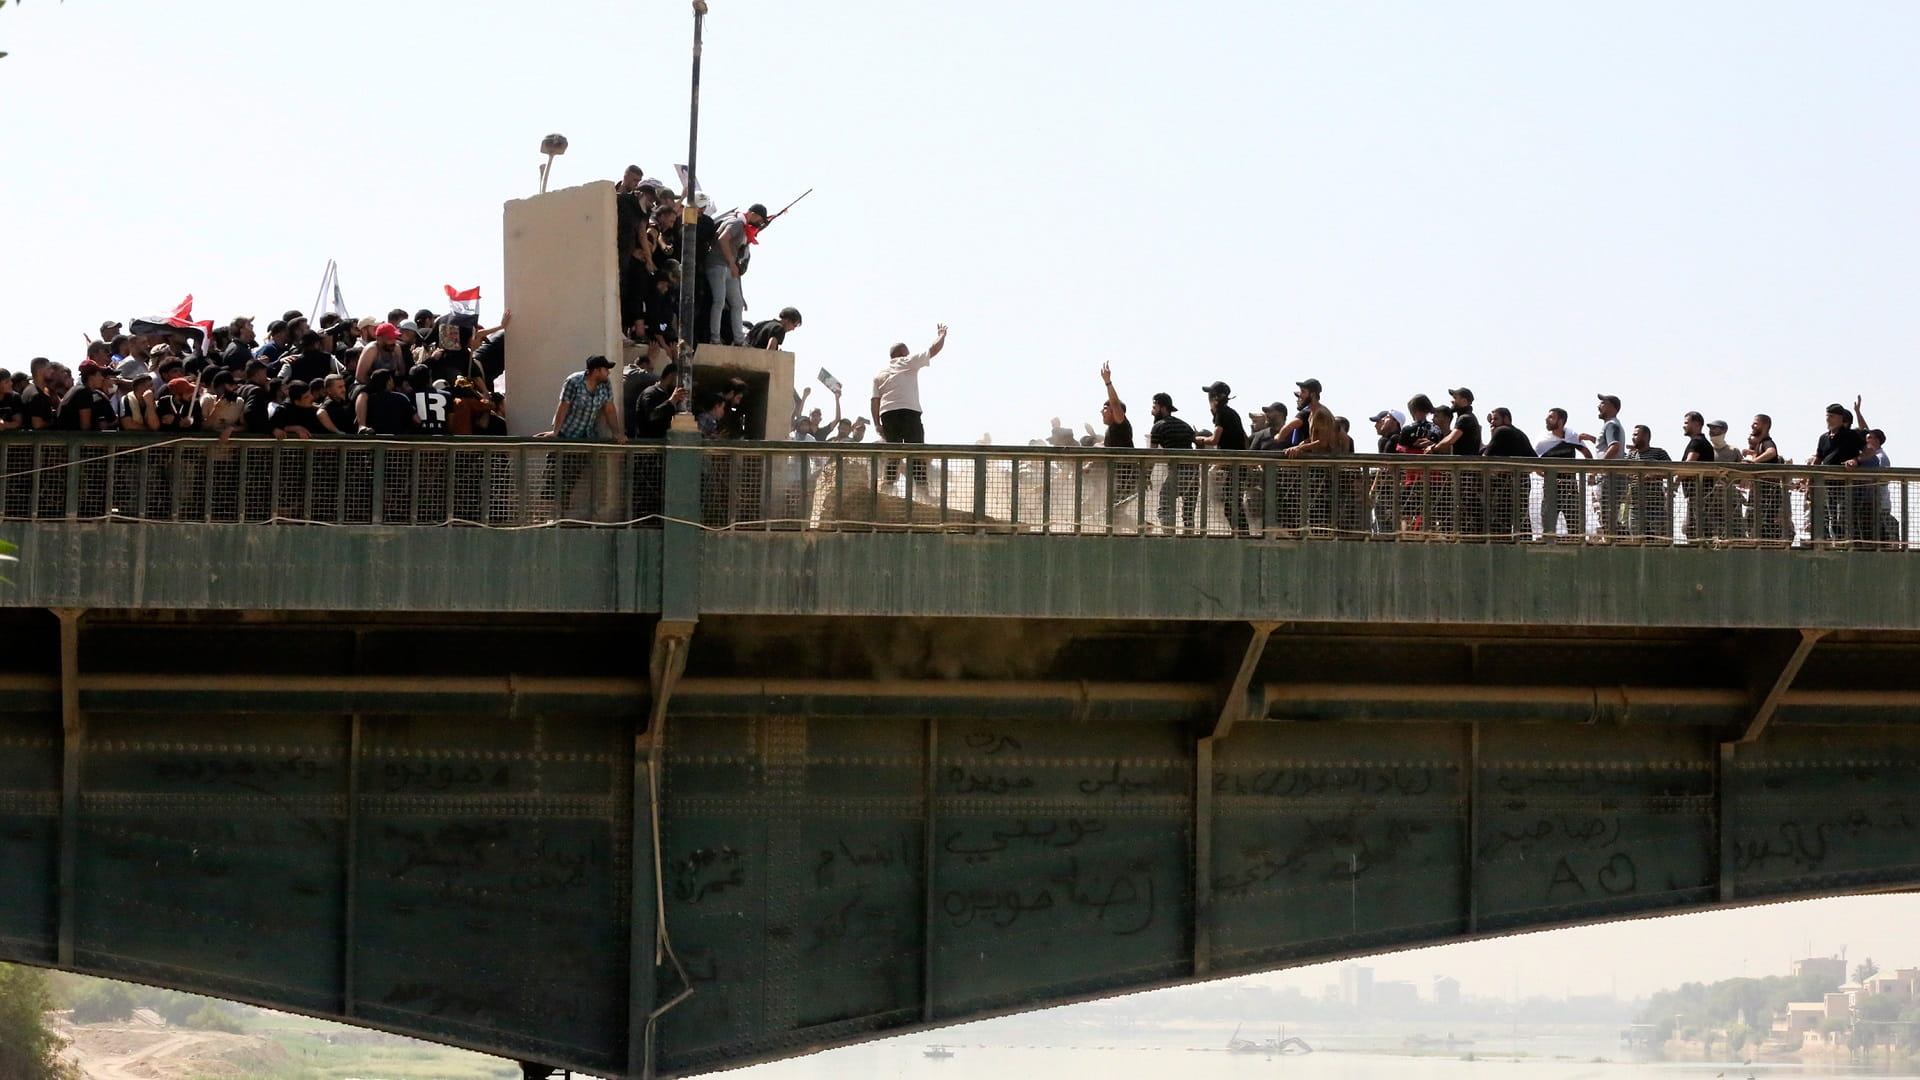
[4,613,1920,1076]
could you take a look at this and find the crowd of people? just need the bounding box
[8,307,512,441]
[6,157,1903,546]
[1044,372,1901,542]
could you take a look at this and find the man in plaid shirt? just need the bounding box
[537,355,625,520]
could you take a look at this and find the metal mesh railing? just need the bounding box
[692,444,1920,549]
[1,435,1915,549]
[0,436,666,528]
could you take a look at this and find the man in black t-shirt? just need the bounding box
[0,369,22,432]
[1482,407,1537,539]
[1148,392,1198,533]
[239,361,275,435]
[1096,363,1139,527]
[1198,380,1250,537]
[56,361,116,430]
[410,365,452,435]
[747,307,802,350]
[1429,388,1483,536]
[1677,411,1714,542]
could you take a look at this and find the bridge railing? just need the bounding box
[1,433,1914,548]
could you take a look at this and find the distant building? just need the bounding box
[1863,971,1917,999]
[1375,980,1419,1011]
[1341,965,1373,1009]
[1792,956,1846,984]
[1433,976,1461,1007]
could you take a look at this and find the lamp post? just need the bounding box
[676,0,708,415]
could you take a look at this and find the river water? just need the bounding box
[727,1025,1891,1080]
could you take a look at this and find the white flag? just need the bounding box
[313,260,350,324]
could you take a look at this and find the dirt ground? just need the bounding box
[55,1019,293,1080]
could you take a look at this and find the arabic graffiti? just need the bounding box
[941,818,1107,863]
[1730,805,1918,875]
[944,768,1035,795]
[1479,814,1623,859]
[940,856,1157,936]
[813,832,911,889]
[1215,766,1437,799]
[961,731,1022,755]
[1078,763,1183,798]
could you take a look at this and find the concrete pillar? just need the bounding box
[691,343,795,440]
[502,182,625,438]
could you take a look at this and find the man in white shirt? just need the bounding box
[870,324,948,488]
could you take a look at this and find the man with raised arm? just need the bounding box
[871,324,948,490]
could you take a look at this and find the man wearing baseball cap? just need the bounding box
[1148,391,1199,533]
[1196,381,1251,536]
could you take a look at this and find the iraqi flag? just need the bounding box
[444,284,480,318]
[130,295,216,355]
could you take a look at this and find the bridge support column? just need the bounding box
[53,607,83,968]
[635,619,694,1080]
[1193,621,1277,977]
[1719,628,1826,902]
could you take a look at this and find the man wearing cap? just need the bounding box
[1811,403,1868,541]
[355,322,408,384]
[1368,409,1405,454]
[1148,392,1198,534]
[707,202,771,346]
[56,361,116,431]
[541,355,623,443]
[1580,394,1629,537]
[1195,381,1251,536]
[1425,388,1483,536]
[539,355,624,520]
[253,320,292,365]
[155,377,204,432]
[1272,378,1323,450]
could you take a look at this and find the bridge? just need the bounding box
[3,431,1920,1078]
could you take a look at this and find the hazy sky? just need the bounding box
[5,1,1918,455]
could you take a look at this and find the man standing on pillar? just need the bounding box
[871,323,948,490]
[705,202,770,346]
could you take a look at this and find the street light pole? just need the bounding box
[676,0,708,413]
